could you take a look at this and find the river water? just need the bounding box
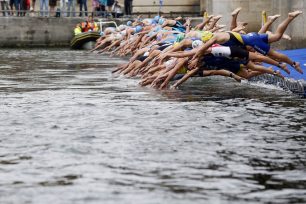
[0,49,306,204]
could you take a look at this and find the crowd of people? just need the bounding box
[90,8,303,89]
[0,0,131,17]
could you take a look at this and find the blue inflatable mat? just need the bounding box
[275,48,306,81]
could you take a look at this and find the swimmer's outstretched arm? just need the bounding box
[171,68,199,89]
[193,38,217,60]
[159,58,189,89]
[249,52,290,74]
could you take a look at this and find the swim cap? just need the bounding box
[176,33,185,42]
[154,26,162,32]
[201,31,214,42]
[192,40,203,48]
[156,33,163,41]
[118,25,126,31]
[154,15,160,22]
[158,18,165,25]
[100,31,104,36]
[135,25,143,33]
[126,21,132,26]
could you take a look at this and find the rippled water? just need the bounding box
[0,49,306,204]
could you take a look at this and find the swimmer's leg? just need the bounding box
[268,49,303,74]
[230,7,242,31]
[258,14,281,34]
[268,11,302,43]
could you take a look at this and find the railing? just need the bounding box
[0,9,126,18]
[1,10,201,18]
[98,20,119,31]
[131,11,201,18]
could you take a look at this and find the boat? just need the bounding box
[70,20,119,50]
[70,31,101,50]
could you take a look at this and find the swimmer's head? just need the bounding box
[100,31,104,36]
[192,40,204,48]
[126,21,132,26]
[156,33,163,41]
[154,16,160,22]
[158,18,165,25]
[176,33,185,42]
[201,31,214,42]
[118,25,126,31]
[135,25,143,33]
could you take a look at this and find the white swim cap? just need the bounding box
[192,40,203,48]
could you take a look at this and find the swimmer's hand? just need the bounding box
[157,53,167,64]
[170,85,178,90]
[188,58,199,69]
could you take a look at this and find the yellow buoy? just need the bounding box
[262,10,267,26]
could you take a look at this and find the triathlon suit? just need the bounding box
[199,54,243,75]
[222,32,270,55]
[221,32,245,48]
[211,44,249,62]
[241,32,270,55]
[172,21,186,32]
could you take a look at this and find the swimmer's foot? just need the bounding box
[232,25,246,33]
[288,10,303,19]
[217,24,226,29]
[282,34,292,40]
[268,14,281,22]
[279,63,290,74]
[229,73,243,82]
[213,15,223,21]
[231,7,242,17]
[293,61,303,74]
[272,70,285,79]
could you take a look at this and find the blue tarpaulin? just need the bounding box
[274,48,306,81]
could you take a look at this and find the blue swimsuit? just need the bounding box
[241,32,270,55]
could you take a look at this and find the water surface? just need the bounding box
[0,49,305,204]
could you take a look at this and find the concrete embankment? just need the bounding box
[1,13,306,49]
[201,0,306,50]
[0,17,127,47]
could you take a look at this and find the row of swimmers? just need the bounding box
[90,8,304,89]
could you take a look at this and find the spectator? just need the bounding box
[124,0,132,16]
[79,0,87,16]
[40,0,49,16]
[14,0,20,16]
[1,0,10,16]
[106,0,113,12]
[67,0,75,17]
[20,0,30,16]
[59,0,67,16]
[92,0,98,16]
[98,0,109,17]
[111,0,122,18]
[30,0,34,11]
[49,0,56,16]
[9,0,14,15]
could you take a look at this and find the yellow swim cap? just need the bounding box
[201,31,214,42]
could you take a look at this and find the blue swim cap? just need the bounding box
[100,31,104,36]
[158,18,165,25]
[154,26,162,32]
[154,15,160,22]
[135,25,143,33]
[126,21,132,26]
